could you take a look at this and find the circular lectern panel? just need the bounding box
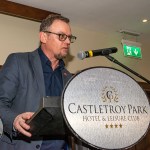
[62,67,150,149]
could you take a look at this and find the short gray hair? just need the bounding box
[40,15,70,32]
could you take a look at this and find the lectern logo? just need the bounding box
[101,86,118,102]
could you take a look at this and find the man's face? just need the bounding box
[41,20,71,60]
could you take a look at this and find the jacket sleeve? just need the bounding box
[0,53,19,139]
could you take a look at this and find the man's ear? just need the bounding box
[39,32,47,44]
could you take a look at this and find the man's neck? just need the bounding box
[41,46,59,70]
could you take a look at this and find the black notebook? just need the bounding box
[26,97,66,137]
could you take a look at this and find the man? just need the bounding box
[0,15,76,150]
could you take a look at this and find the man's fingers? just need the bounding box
[13,112,34,137]
[21,112,34,120]
[19,120,30,130]
[17,124,32,137]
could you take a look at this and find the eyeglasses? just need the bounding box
[43,31,77,43]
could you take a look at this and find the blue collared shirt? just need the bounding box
[38,47,66,150]
[38,47,64,96]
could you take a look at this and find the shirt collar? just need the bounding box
[38,47,65,70]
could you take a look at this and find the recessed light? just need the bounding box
[142,19,148,23]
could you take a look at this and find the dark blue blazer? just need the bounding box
[0,49,72,150]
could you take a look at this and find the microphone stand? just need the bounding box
[105,55,150,85]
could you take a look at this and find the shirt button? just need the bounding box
[36,145,40,149]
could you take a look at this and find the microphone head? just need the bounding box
[77,51,86,60]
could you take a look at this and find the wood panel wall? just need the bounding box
[127,82,150,150]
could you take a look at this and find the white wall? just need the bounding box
[0,13,150,82]
[0,14,40,61]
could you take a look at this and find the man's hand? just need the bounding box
[13,112,34,137]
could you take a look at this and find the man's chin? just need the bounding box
[55,53,68,60]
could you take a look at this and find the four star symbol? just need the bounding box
[105,124,123,128]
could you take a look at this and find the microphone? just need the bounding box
[77,47,118,60]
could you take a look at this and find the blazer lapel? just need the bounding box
[29,50,46,97]
[62,69,72,88]
[29,50,72,98]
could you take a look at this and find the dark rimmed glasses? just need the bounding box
[43,31,77,43]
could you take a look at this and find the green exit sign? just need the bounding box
[123,44,142,58]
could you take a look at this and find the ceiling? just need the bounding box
[8,0,150,36]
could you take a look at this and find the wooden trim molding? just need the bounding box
[0,0,60,22]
